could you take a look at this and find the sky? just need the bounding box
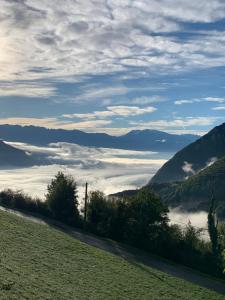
[0,0,225,135]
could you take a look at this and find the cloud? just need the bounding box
[131,96,166,105]
[73,85,130,102]
[0,117,112,130]
[174,97,225,105]
[174,100,195,105]
[212,106,225,110]
[182,161,195,175]
[1,0,225,95]
[63,105,157,120]
[169,208,208,239]
[200,157,218,171]
[0,117,60,127]
[64,111,115,120]
[108,105,157,116]
[130,117,217,131]
[204,97,225,103]
[0,82,57,98]
[0,141,168,199]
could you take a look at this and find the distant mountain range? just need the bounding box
[150,122,225,183]
[0,125,198,152]
[0,140,37,168]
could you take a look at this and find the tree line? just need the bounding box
[0,171,224,277]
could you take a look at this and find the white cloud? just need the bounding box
[73,86,129,102]
[130,117,217,131]
[204,97,225,103]
[0,82,57,98]
[1,0,225,96]
[107,105,157,116]
[64,111,115,120]
[131,96,165,105]
[174,97,225,105]
[174,100,194,105]
[212,106,225,110]
[0,117,60,127]
[0,117,112,130]
[0,141,168,199]
[169,208,208,239]
[63,105,157,120]
[182,161,195,175]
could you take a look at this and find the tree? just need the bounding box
[208,193,219,256]
[122,188,169,249]
[208,193,223,274]
[46,172,79,225]
[86,191,115,236]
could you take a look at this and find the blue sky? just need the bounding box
[0,0,225,135]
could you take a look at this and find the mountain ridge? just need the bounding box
[0,124,199,152]
[150,122,225,183]
[0,140,38,168]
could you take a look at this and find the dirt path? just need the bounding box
[1,206,225,297]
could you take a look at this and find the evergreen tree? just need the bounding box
[208,193,219,256]
[46,172,80,225]
[208,193,223,274]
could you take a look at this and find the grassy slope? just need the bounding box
[0,211,224,300]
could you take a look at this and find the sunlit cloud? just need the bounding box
[1,0,225,89]
[0,82,57,98]
[175,100,195,105]
[64,105,157,120]
[0,117,112,130]
[130,117,218,131]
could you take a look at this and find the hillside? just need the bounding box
[150,122,225,183]
[0,125,198,152]
[0,140,37,168]
[165,156,225,214]
[112,156,225,218]
[0,210,224,300]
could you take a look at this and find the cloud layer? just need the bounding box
[1,141,168,199]
[1,0,225,85]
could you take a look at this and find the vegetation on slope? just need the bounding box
[148,156,225,217]
[0,210,224,300]
[0,172,224,277]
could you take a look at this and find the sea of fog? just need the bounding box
[1,141,170,199]
[0,141,208,231]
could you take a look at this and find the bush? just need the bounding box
[0,189,49,216]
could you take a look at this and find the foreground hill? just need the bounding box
[0,124,198,152]
[0,140,37,168]
[0,210,224,300]
[150,122,225,183]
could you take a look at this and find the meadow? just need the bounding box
[0,210,224,300]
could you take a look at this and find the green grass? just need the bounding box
[0,210,224,300]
